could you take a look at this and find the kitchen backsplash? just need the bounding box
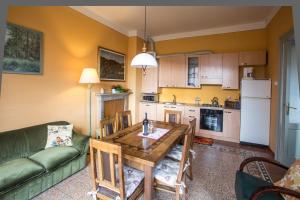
[159,86,240,105]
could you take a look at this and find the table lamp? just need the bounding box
[79,68,100,136]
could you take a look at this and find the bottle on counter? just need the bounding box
[142,113,149,135]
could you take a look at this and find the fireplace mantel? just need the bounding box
[96,92,131,124]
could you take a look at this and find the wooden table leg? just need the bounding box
[144,165,154,200]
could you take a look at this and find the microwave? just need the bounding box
[141,93,159,102]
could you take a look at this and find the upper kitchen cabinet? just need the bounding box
[222,53,239,90]
[158,55,186,88]
[239,50,267,66]
[141,67,159,93]
[186,56,200,88]
[199,54,223,85]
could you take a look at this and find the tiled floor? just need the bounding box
[33,141,277,200]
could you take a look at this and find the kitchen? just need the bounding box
[139,50,271,145]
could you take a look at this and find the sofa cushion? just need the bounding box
[0,158,45,191]
[45,125,73,148]
[235,171,284,200]
[29,147,80,171]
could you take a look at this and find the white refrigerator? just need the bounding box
[240,79,271,146]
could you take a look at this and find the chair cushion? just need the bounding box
[98,165,144,199]
[167,144,183,161]
[275,160,300,200]
[0,158,45,191]
[154,158,180,187]
[235,171,284,200]
[29,147,80,171]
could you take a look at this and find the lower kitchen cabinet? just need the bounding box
[223,109,240,143]
[156,103,185,122]
[183,106,200,131]
[139,102,157,122]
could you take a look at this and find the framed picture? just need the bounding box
[98,48,125,81]
[3,23,43,74]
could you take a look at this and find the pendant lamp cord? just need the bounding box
[144,6,147,41]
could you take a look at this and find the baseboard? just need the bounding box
[240,141,269,148]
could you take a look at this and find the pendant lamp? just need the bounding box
[131,6,158,75]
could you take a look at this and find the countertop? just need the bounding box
[140,101,240,110]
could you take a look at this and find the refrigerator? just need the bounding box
[240,79,271,146]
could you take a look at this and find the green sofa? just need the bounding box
[0,121,90,200]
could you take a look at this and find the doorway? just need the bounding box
[276,31,300,166]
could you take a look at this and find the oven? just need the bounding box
[200,108,223,132]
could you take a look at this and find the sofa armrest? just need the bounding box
[72,131,90,154]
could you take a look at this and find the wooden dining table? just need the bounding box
[100,121,189,200]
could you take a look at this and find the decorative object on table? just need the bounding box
[3,23,43,74]
[131,6,158,75]
[138,128,169,140]
[98,47,125,81]
[45,125,73,148]
[111,84,128,93]
[79,68,100,136]
[194,136,214,145]
[142,112,149,135]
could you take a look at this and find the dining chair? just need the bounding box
[116,110,132,131]
[154,124,193,200]
[166,118,196,181]
[164,110,182,124]
[89,139,144,200]
[96,117,117,139]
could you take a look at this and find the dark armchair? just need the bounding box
[235,157,300,200]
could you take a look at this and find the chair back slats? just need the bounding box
[89,139,125,199]
[189,118,196,149]
[177,124,193,182]
[98,117,116,139]
[116,110,132,131]
[164,110,182,124]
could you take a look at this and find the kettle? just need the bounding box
[211,97,219,107]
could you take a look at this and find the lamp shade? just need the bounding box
[79,68,100,84]
[131,53,158,68]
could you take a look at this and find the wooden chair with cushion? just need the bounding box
[164,110,182,124]
[116,110,132,131]
[166,118,196,181]
[154,123,193,200]
[96,117,117,139]
[235,157,300,200]
[89,139,144,200]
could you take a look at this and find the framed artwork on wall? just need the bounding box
[3,23,43,74]
[98,47,125,81]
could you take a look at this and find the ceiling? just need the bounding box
[71,6,280,41]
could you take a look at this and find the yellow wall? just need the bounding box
[0,6,129,134]
[266,7,294,151]
[127,36,143,123]
[155,29,267,104]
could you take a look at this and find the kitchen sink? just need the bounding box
[163,102,184,106]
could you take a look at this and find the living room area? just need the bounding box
[1,3,300,200]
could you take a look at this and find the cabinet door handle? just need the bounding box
[188,110,195,112]
[171,106,176,108]
[146,105,150,106]
[188,116,195,118]
[225,111,232,113]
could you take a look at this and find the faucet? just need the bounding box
[172,94,176,105]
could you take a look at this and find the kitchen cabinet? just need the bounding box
[186,56,200,88]
[223,109,240,143]
[159,55,186,88]
[139,102,157,122]
[199,54,223,85]
[239,50,267,66]
[141,67,159,93]
[222,53,239,89]
[156,103,185,122]
[183,106,200,131]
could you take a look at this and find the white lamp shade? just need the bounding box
[79,68,100,84]
[131,53,158,68]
